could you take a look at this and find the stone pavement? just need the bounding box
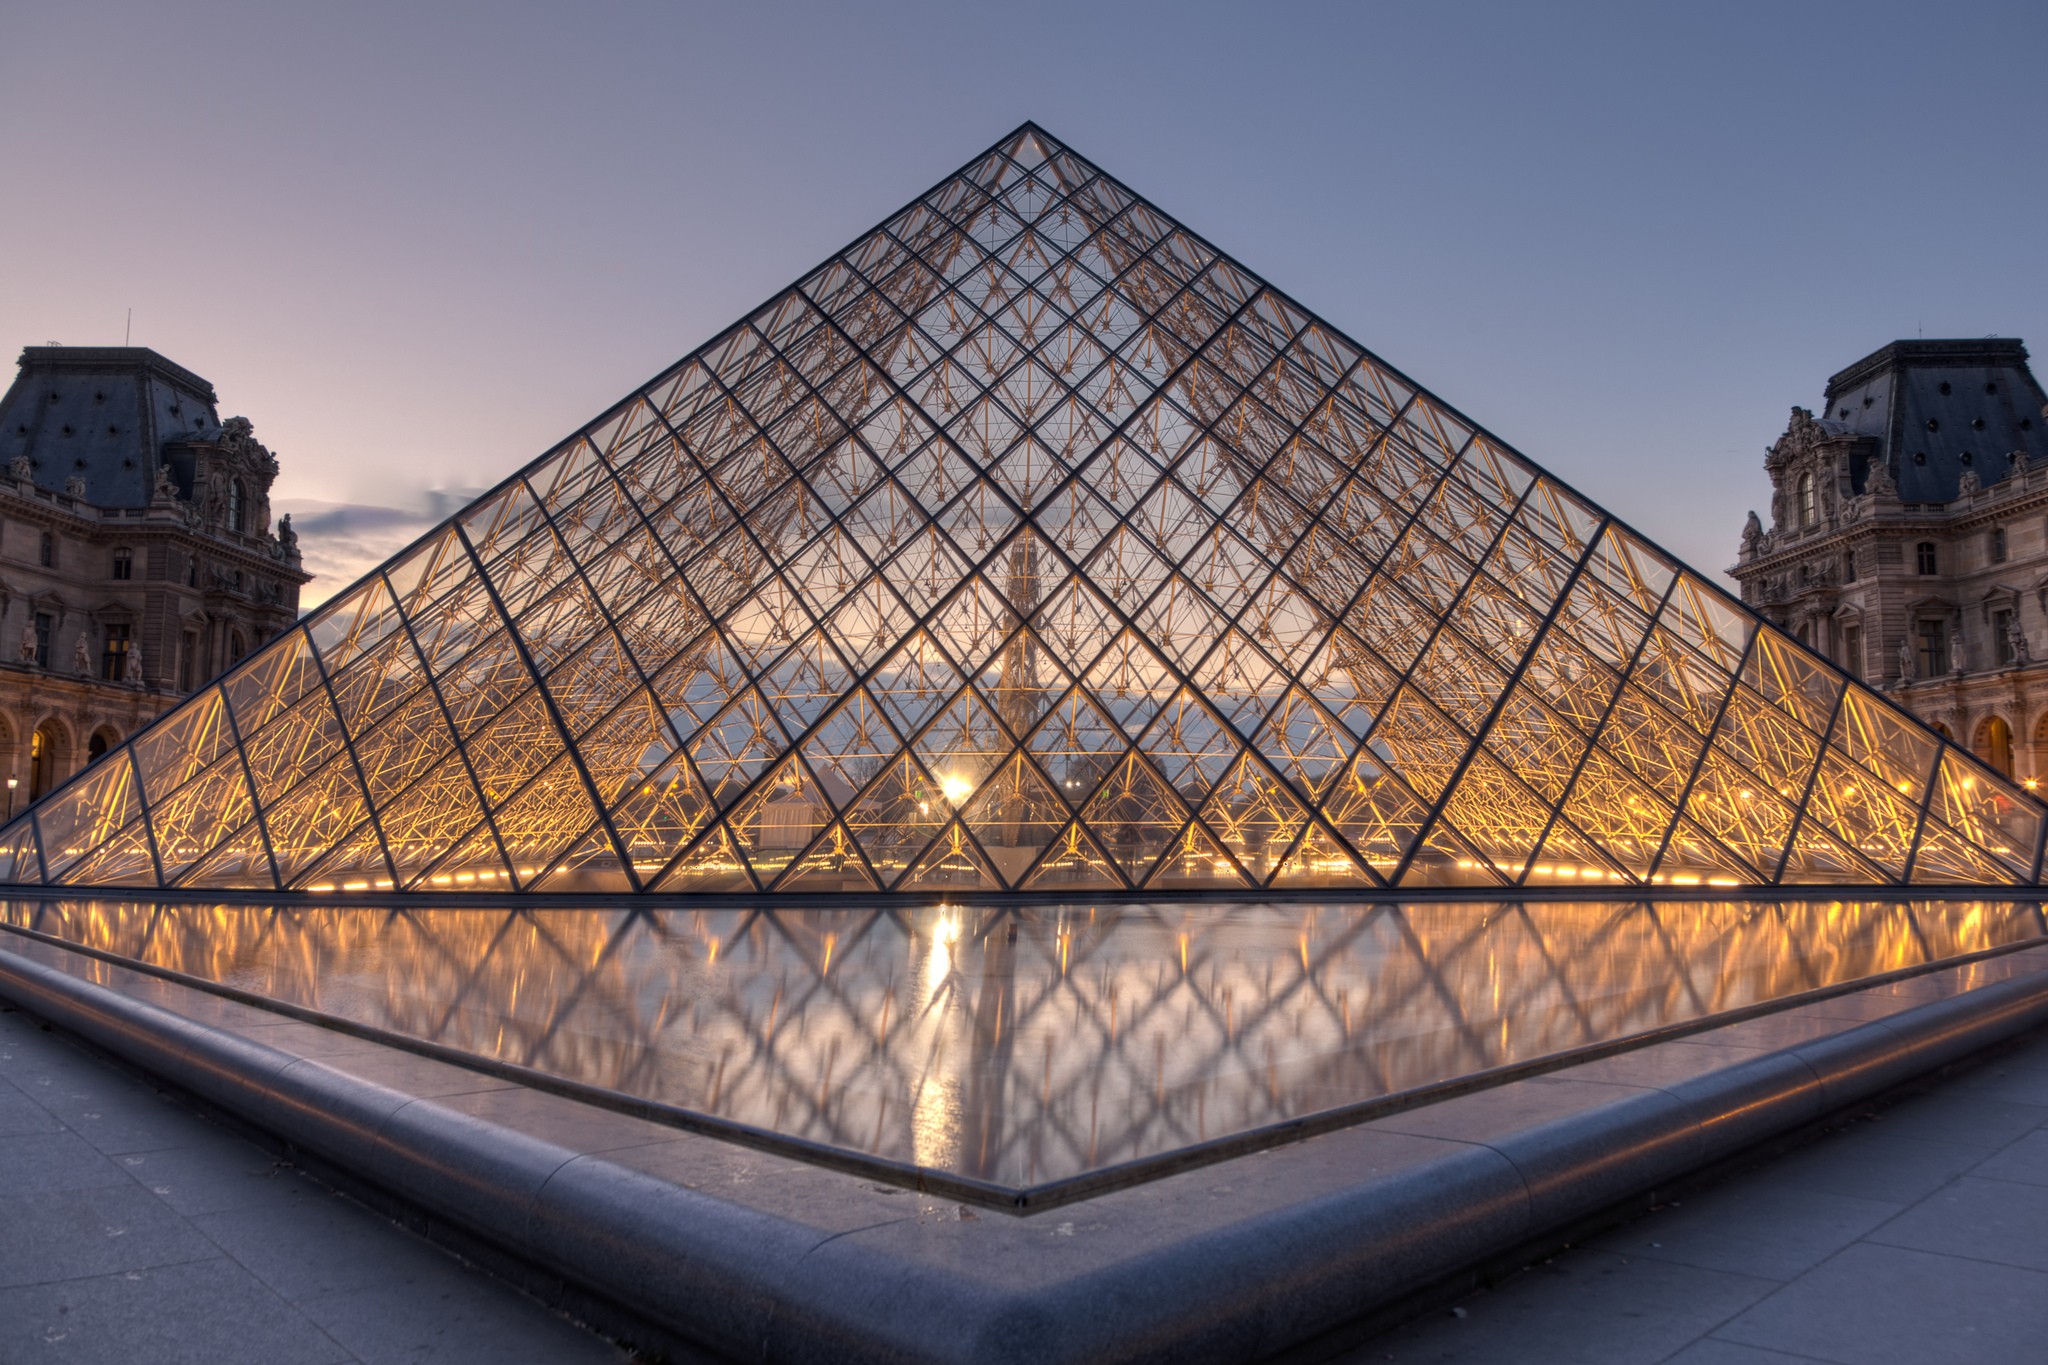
[9,986,2048,1365]
[1351,1025,2048,1365]
[0,1000,629,1365]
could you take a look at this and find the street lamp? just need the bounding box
[5,775,17,823]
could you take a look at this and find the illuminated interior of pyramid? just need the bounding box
[2,124,2038,894]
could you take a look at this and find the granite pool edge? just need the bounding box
[4,941,2048,1364]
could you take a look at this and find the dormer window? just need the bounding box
[1798,472,1816,527]
[227,478,246,534]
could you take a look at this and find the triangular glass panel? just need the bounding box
[1021,819,1120,889]
[1148,818,1252,890]
[900,822,1001,892]
[1079,752,1190,884]
[177,822,278,891]
[1199,752,1310,887]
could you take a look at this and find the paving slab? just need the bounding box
[1713,1243,2048,1365]
[1351,1025,2048,1365]
[0,1001,627,1364]
[0,1257,354,1365]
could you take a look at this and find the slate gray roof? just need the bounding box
[0,346,224,508]
[1822,339,2047,504]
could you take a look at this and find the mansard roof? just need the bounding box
[1820,339,2047,503]
[0,346,226,508]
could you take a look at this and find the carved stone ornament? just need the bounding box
[218,415,280,477]
[18,622,35,664]
[152,462,180,502]
[8,455,30,482]
[71,633,91,677]
[1866,457,1897,497]
[2009,614,2031,665]
[1898,635,1915,682]
[124,644,143,684]
[1949,621,1968,674]
[1765,406,1828,471]
[63,476,86,498]
[1959,469,1982,496]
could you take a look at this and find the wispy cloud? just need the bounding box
[278,488,484,610]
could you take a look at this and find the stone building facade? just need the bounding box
[1733,338,2048,782]
[0,347,309,807]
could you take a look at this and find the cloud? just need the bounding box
[277,488,484,610]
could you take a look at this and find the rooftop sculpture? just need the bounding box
[0,125,2037,892]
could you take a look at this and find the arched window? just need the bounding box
[228,629,247,664]
[1975,715,2015,777]
[227,479,246,534]
[29,722,63,799]
[111,546,132,580]
[1798,473,1816,527]
[86,727,117,763]
[1916,541,1938,575]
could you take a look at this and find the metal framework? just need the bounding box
[0,124,2039,893]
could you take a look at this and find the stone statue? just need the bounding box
[1741,510,1763,553]
[218,415,280,477]
[1959,469,1982,496]
[275,512,299,561]
[1949,625,1968,674]
[2011,450,2032,476]
[1866,457,1897,497]
[152,462,179,502]
[1898,635,1915,681]
[8,455,30,482]
[18,622,36,664]
[71,632,91,676]
[63,475,87,498]
[2009,615,2031,665]
[123,644,143,685]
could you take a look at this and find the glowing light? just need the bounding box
[941,775,972,803]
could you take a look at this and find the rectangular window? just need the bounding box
[1992,527,2009,564]
[33,612,51,668]
[101,623,130,681]
[111,547,132,580]
[1843,625,1862,678]
[1843,551,1857,583]
[1996,610,2016,666]
[1916,541,1939,575]
[38,532,53,568]
[1918,619,1948,677]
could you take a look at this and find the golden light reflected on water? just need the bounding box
[3,896,2042,1187]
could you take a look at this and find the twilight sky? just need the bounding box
[2,0,2042,607]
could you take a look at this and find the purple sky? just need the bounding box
[3,0,2042,606]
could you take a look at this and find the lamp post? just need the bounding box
[6,775,16,823]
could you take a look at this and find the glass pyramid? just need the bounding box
[4,124,2038,894]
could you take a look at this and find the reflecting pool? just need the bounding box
[3,897,2041,1190]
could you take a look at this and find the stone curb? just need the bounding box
[5,942,2048,1364]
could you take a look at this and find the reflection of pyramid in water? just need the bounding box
[5,124,2040,893]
